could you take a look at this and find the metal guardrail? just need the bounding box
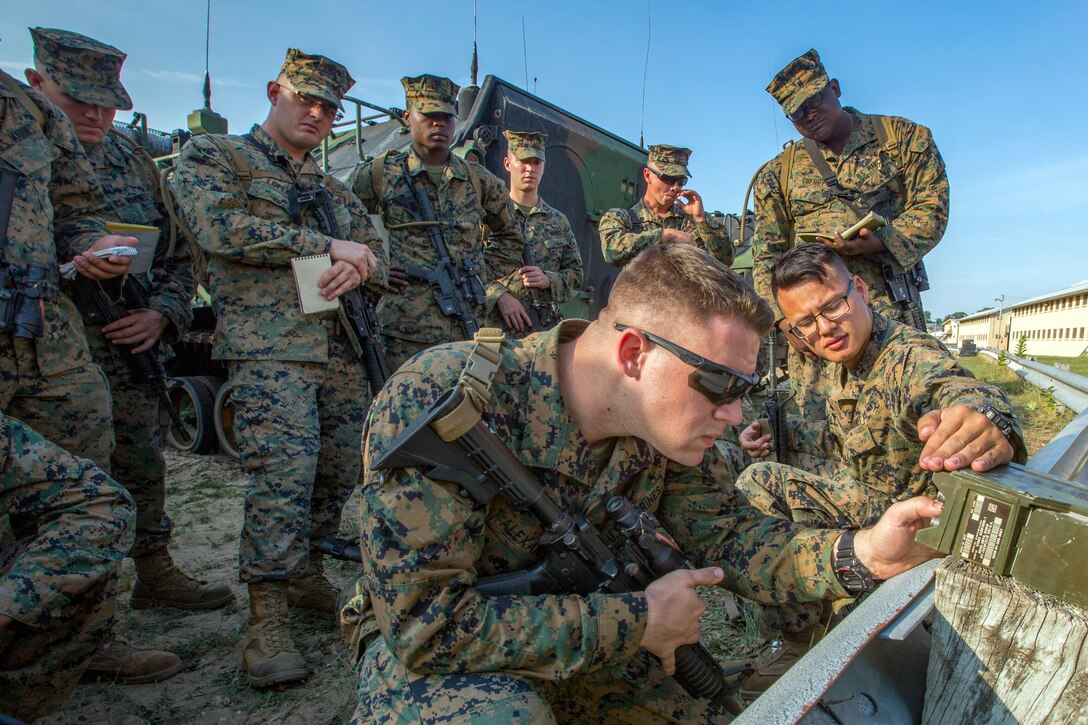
[736,405,1088,723]
[979,348,1088,413]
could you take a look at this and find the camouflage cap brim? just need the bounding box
[31,27,133,110]
[279,76,345,111]
[766,48,830,117]
[649,159,691,178]
[52,70,133,110]
[410,98,458,116]
[511,147,546,161]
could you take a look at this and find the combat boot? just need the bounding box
[738,626,823,703]
[81,639,183,685]
[131,549,235,611]
[243,581,310,688]
[286,554,339,619]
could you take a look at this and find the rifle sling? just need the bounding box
[0,166,17,252]
[432,328,505,441]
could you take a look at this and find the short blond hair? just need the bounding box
[602,244,774,335]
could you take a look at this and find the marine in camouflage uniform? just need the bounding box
[486,130,583,336]
[341,244,942,722]
[752,49,949,418]
[173,48,386,687]
[350,74,523,372]
[733,244,1020,693]
[599,144,733,268]
[0,411,135,721]
[26,28,234,630]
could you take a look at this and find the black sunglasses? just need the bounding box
[614,323,760,405]
[649,167,688,188]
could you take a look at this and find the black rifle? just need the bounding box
[757,329,794,463]
[371,386,748,713]
[521,240,563,332]
[72,275,185,432]
[392,155,485,339]
[882,260,930,332]
[303,182,391,394]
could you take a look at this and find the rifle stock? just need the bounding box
[521,241,562,332]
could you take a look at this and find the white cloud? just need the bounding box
[129,67,248,88]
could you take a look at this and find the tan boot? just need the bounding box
[131,550,235,611]
[738,627,822,703]
[81,639,183,685]
[243,581,310,688]
[286,555,339,619]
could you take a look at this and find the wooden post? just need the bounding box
[923,558,1088,724]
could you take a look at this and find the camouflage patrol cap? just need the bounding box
[766,49,830,117]
[647,144,692,178]
[30,27,132,110]
[278,48,354,111]
[401,74,459,115]
[503,130,547,161]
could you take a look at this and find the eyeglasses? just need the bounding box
[787,86,829,122]
[277,84,343,121]
[614,323,760,405]
[787,279,854,339]
[649,167,688,188]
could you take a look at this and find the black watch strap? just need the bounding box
[975,405,1014,440]
[834,528,876,594]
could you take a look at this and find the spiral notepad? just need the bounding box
[291,254,339,314]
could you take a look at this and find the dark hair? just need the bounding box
[771,243,852,301]
[603,244,774,335]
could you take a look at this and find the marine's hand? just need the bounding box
[917,405,1015,472]
[74,235,137,279]
[520,265,550,289]
[102,308,169,353]
[739,420,772,458]
[330,239,377,281]
[641,566,723,675]
[779,319,818,361]
[661,228,696,246]
[833,227,887,256]
[318,260,362,300]
[497,292,532,332]
[851,497,944,581]
[678,189,705,221]
[387,265,410,291]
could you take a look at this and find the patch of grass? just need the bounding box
[1032,355,1088,377]
[699,587,766,662]
[183,476,244,506]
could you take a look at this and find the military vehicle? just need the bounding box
[134,73,745,458]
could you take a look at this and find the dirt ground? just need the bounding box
[40,451,364,725]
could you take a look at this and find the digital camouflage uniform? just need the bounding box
[735,313,1024,634]
[599,145,733,268]
[350,75,523,372]
[0,411,135,720]
[0,71,113,466]
[754,50,949,417]
[342,320,852,723]
[486,130,583,336]
[71,128,194,558]
[174,116,386,582]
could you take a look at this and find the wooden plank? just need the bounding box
[923,558,1088,724]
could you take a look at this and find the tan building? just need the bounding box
[944,280,1088,356]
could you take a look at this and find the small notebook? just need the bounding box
[291,254,339,314]
[106,221,159,275]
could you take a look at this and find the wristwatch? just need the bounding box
[975,405,1014,440]
[833,528,876,594]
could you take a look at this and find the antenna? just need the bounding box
[639,0,651,148]
[470,0,478,86]
[522,15,529,90]
[187,0,227,134]
[202,0,212,109]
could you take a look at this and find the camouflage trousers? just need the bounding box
[0,414,135,721]
[86,327,173,558]
[228,331,370,582]
[380,334,437,376]
[352,637,738,724]
[0,308,114,466]
[735,461,896,633]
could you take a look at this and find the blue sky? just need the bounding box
[4,1,1085,319]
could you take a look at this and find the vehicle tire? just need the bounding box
[214,381,240,461]
[165,376,216,453]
